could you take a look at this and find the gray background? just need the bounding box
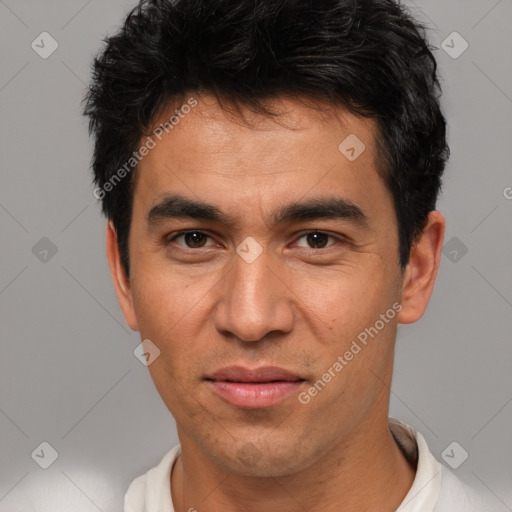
[0,0,511,510]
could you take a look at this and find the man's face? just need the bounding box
[123,94,405,476]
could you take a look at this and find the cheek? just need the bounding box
[130,265,215,384]
[290,264,395,341]
[130,261,205,336]
[293,265,400,401]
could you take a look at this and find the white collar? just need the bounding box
[391,418,442,511]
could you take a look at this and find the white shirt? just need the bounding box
[124,419,499,511]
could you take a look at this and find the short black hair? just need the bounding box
[83,0,449,276]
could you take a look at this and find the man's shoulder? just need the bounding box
[124,473,147,512]
[390,419,501,512]
[435,464,501,512]
[124,445,180,512]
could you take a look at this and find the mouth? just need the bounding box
[205,366,306,409]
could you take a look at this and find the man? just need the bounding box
[83,0,498,510]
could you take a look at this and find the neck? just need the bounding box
[171,417,415,512]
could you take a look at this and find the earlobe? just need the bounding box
[105,221,139,331]
[397,211,445,324]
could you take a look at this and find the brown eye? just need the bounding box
[296,231,336,249]
[171,231,212,248]
[307,231,329,248]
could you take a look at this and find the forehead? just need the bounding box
[146,93,379,160]
[132,93,392,230]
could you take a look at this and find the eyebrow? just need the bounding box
[147,194,369,230]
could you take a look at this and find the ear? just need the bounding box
[397,210,445,324]
[106,221,139,331]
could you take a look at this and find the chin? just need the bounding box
[209,439,311,478]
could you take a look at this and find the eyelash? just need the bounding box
[167,230,346,251]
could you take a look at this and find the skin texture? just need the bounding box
[106,93,445,511]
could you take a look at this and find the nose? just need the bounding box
[213,247,294,343]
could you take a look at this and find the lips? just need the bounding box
[206,366,306,409]
[207,365,304,383]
